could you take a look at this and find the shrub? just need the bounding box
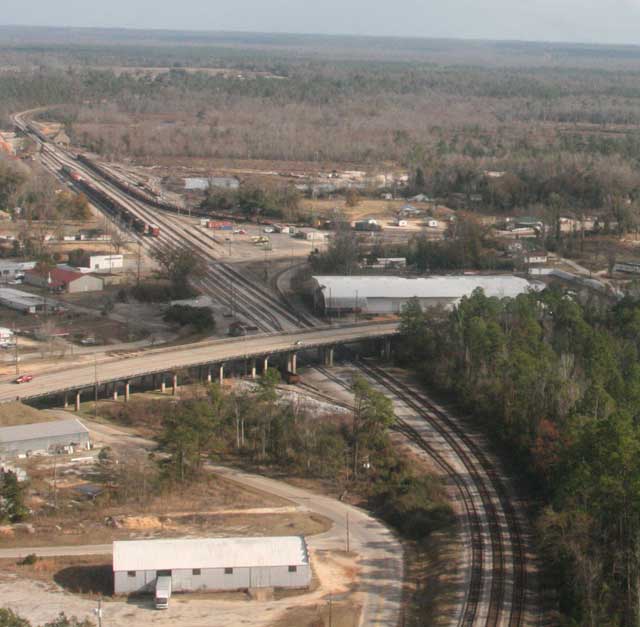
[163,305,215,332]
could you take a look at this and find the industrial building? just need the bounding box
[24,268,104,293]
[0,418,90,458]
[313,275,541,314]
[74,254,124,273]
[0,260,36,283]
[113,536,311,595]
[0,287,55,314]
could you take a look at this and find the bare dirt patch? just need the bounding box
[0,401,58,426]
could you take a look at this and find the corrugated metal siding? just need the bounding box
[0,431,90,456]
[114,565,311,595]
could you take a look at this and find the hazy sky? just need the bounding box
[4,0,640,46]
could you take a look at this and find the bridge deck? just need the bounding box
[2,322,398,402]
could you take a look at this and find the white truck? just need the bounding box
[155,575,172,610]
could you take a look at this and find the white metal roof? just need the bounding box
[0,288,47,308]
[0,418,89,445]
[113,536,309,572]
[314,275,541,305]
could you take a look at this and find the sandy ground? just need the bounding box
[0,548,359,627]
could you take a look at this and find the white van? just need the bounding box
[155,575,172,610]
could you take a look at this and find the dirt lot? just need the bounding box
[0,547,360,627]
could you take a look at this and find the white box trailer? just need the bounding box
[155,575,172,609]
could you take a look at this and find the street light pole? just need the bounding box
[94,354,99,420]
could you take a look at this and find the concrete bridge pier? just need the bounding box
[172,374,178,396]
[250,360,257,379]
[112,383,119,401]
[124,381,131,402]
[262,356,269,374]
[75,390,81,412]
[380,337,392,361]
[287,352,298,374]
[63,392,69,409]
[219,364,225,385]
[321,346,334,367]
[385,337,392,360]
[160,377,166,394]
[206,368,212,384]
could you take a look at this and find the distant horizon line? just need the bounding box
[1,23,640,50]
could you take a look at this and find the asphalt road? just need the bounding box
[1,322,397,402]
[1,417,404,627]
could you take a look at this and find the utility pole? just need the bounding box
[52,457,58,509]
[93,597,103,627]
[346,512,350,552]
[136,241,142,285]
[94,354,99,420]
[13,322,19,376]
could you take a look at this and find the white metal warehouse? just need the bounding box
[313,275,541,314]
[113,536,311,595]
[0,418,91,458]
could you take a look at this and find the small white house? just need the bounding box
[0,327,14,342]
[113,536,311,595]
[84,255,124,273]
[395,219,408,227]
[426,219,439,228]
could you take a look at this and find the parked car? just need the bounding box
[263,227,275,233]
[14,374,33,384]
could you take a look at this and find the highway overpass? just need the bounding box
[3,322,399,406]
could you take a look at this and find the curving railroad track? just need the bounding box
[316,361,534,627]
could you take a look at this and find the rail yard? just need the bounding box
[0,106,544,627]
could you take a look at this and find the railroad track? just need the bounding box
[316,362,529,627]
[24,120,312,333]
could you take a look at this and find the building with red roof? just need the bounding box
[24,267,103,293]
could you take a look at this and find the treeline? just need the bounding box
[105,370,453,542]
[0,609,93,627]
[413,152,640,218]
[200,185,300,221]
[399,287,640,626]
[0,156,90,221]
[309,217,514,275]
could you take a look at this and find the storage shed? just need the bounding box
[313,275,541,314]
[0,418,90,458]
[113,536,311,595]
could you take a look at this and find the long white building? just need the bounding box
[113,536,311,595]
[0,418,90,458]
[313,275,541,314]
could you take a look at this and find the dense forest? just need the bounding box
[398,287,640,626]
[4,33,640,216]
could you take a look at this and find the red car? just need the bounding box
[14,374,33,384]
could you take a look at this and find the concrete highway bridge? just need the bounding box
[3,322,399,408]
